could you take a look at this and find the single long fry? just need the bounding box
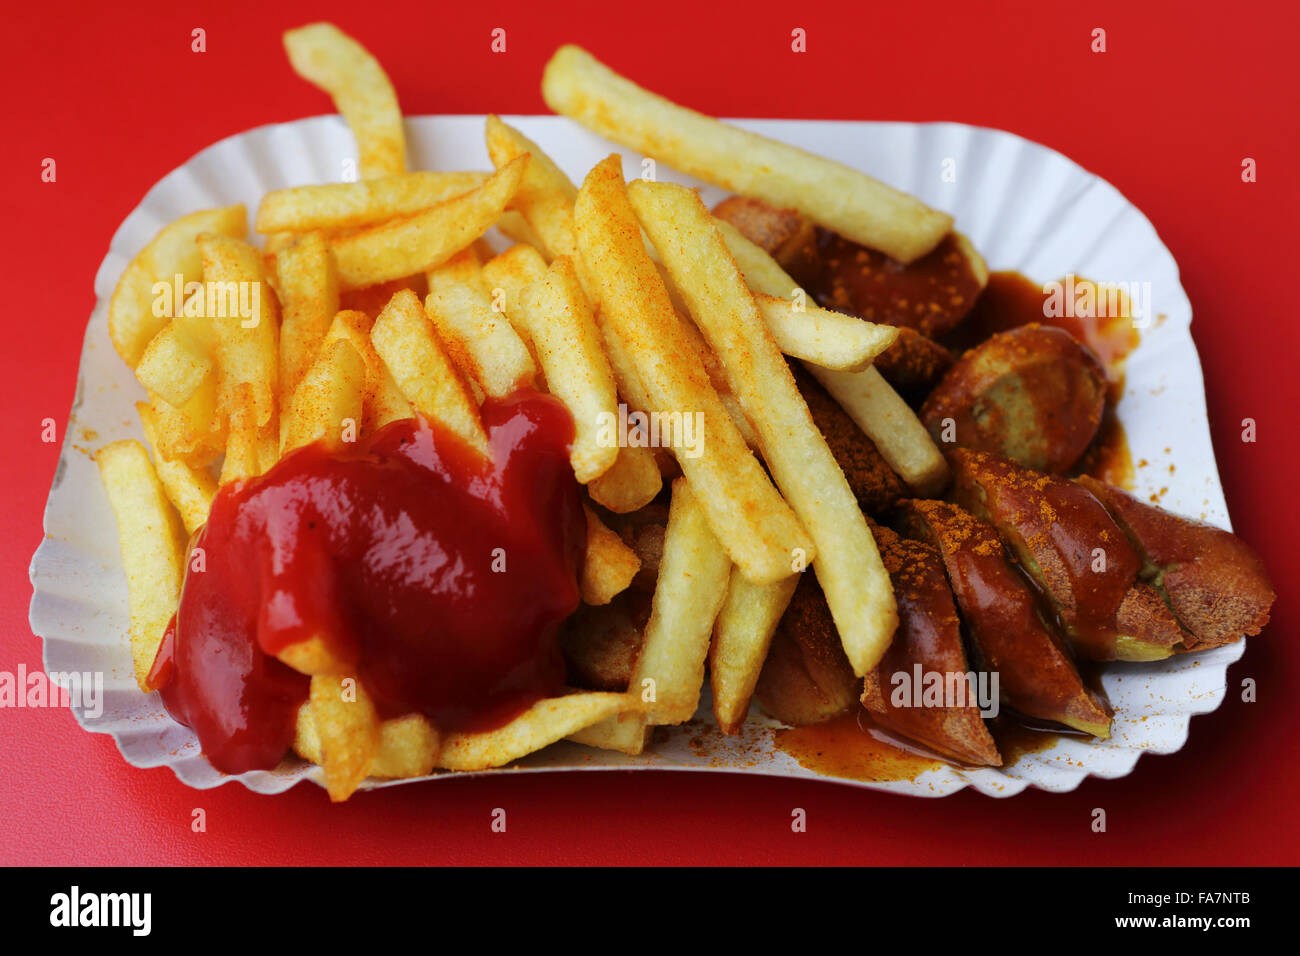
[574,155,810,584]
[629,180,897,675]
[282,337,366,453]
[256,171,488,234]
[370,289,489,455]
[96,440,187,690]
[309,674,381,802]
[276,232,340,411]
[322,309,411,431]
[543,45,952,262]
[718,219,949,495]
[424,281,536,398]
[580,504,641,605]
[109,205,246,367]
[630,478,733,724]
[808,364,950,497]
[709,569,799,734]
[516,257,619,482]
[199,234,279,429]
[137,402,216,535]
[331,156,526,291]
[284,23,406,178]
[485,114,579,261]
[753,294,898,371]
[437,692,637,770]
[482,243,548,320]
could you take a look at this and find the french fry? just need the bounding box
[543,45,952,263]
[199,234,279,430]
[629,180,897,675]
[437,692,637,770]
[370,289,489,455]
[96,440,187,690]
[331,156,526,291]
[146,381,223,466]
[580,504,641,605]
[322,309,411,431]
[574,155,810,584]
[282,337,366,453]
[256,171,488,234]
[718,219,949,496]
[309,674,381,802]
[134,322,213,409]
[515,257,619,482]
[219,384,264,485]
[709,569,799,734]
[567,712,651,756]
[295,707,441,778]
[753,294,898,372]
[284,23,406,179]
[485,114,579,261]
[276,232,340,413]
[108,205,246,367]
[807,364,950,497]
[427,246,489,299]
[630,478,732,724]
[482,243,548,321]
[136,402,215,535]
[424,280,536,398]
[586,444,662,513]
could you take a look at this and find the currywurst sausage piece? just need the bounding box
[922,325,1107,474]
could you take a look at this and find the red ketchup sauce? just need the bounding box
[147,390,585,775]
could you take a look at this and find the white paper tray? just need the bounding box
[29,115,1243,798]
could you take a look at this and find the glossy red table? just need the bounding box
[3,0,1296,865]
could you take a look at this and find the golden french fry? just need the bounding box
[282,337,366,454]
[146,381,223,466]
[629,179,897,675]
[567,713,650,756]
[437,692,637,770]
[485,114,579,261]
[199,234,279,430]
[295,706,441,778]
[109,205,246,367]
[309,674,381,802]
[424,280,536,398]
[370,289,489,455]
[427,245,490,299]
[134,322,214,408]
[256,171,488,234]
[516,257,619,482]
[580,504,641,605]
[96,440,187,690]
[808,364,950,497]
[586,444,662,514]
[322,309,411,431]
[709,569,799,734]
[219,384,264,485]
[543,46,952,263]
[136,402,215,535]
[283,23,406,178]
[753,294,898,371]
[482,243,548,320]
[276,232,340,413]
[574,155,810,584]
[717,219,949,496]
[331,156,526,291]
[631,478,732,724]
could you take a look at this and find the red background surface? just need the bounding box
[3,0,1296,866]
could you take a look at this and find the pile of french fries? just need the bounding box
[97,23,952,800]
